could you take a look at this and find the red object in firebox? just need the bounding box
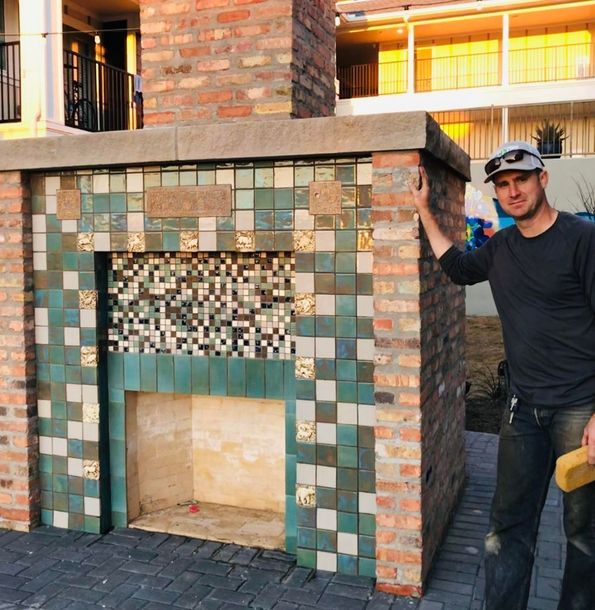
[188,504,199,513]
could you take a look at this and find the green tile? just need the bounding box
[338,511,357,533]
[53,474,68,493]
[295,252,314,273]
[317,488,336,510]
[275,231,293,250]
[274,188,293,208]
[336,360,357,381]
[236,190,254,209]
[283,361,295,398]
[359,469,375,493]
[157,354,174,393]
[110,194,126,212]
[336,317,356,338]
[50,364,66,383]
[335,231,356,252]
[358,558,376,578]
[336,339,356,360]
[285,454,296,495]
[356,361,374,382]
[246,359,265,398]
[337,467,358,491]
[191,357,209,395]
[315,253,334,273]
[53,492,68,511]
[359,513,376,536]
[358,535,375,558]
[358,383,374,405]
[255,188,274,209]
[111,475,127,514]
[209,357,227,396]
[337,424,357,446]
[295,379,315,401]
[65,366,82,384]
[357,273,373,295]
[123,353,140,391]
[109,401,125,442]
[108,353,124,389]
[338,555,358,575]
[255,231,274,250]
[174,355,192,394]
[356,318,374,339]
[265,360,284,399]
[337,490,358,513]
[316,401,336,423]
[338,445,358,468]
[145,232,163,250]
[297,548,316,569]
[316,530,337,552]
[336,274,356,294]
[297,443,316,464]
[315,358,335,380]
[314,273,334,294]
[84,516,101,534]
[337,381,358,403]
[316,445,336,467]
[297,506,316,528]
[315,316,335,337]
[163,232,180,251]
[69,494,84,513]
[139,354,157,392]
[336,296,356,316]
[81,367,98,385]
[228,358,246,397]
[68,440,83,458]
[296,317,315,336]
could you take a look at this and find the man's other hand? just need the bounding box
[581,413,595,465]
[409,166,431,213]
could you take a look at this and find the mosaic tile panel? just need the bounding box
[108,252,294,359]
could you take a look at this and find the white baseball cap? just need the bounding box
[484,141,545,183]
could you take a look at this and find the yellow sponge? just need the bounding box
[555,446,595,492]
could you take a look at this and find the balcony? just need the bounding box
[64,49,142,133]
[0,40,20,123]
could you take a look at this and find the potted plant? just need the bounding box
[532,119,567,158]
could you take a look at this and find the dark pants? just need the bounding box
[484,403,595,610]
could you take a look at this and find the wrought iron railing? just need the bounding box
[64,49,141,132]
[0,40,21,123]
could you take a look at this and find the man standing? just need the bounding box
[410,141,595,610]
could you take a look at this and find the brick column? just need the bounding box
[139,0,336,126]
[372,151,466,595]
[0,171,38,531]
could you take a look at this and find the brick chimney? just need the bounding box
[139,0,336,126]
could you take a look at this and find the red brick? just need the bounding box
[217,9,250,22]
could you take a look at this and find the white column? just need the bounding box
[501,13,509,87]
[407,23,415,94]
[18,0,64,131]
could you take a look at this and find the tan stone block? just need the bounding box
[77,233,94,252]
[309,181,342,215]
[146,185,232,218]
[295,484,316,507]
[235,231,255,251]
[180,231,199,251]
[295,357,315,380]
[296,420,316,443]
[79,290,98,310]
[295,293,315,316]
[83,460,99,480]
[358,230,373,251]
[293,230,315,252]
[128,232,145,252]
[56,189,81,220]
[81,346,98,368]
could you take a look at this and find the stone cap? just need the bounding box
[0,112,470,180]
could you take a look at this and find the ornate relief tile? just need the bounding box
[235,231,255,251]
[293,230,315,252]
[295,356,315,380]
[295,293,315,316]
[180,231,199,252]
[357,230,373,251]
[79,290,98,310]
[83,403,100,423]
[83,460,100,480]
[56,189,81,220]
[296,484,316,507]
[81,346,98,368]
[309,181,342,215]
[296,420,316,443]
[127,232,145,253]
[77,233,94,252]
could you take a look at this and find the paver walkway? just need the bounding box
[0,432,564,610]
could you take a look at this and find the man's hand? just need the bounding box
[581,413,595,465]
[409,166,431,214]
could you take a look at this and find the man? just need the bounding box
[409,141,595,610]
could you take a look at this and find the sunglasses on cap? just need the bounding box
[484,149,544,176]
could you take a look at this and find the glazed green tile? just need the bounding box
[145,233,163,250]
[109,439,126,478]
[338,446,358,468]
[68,474,84,495]
[110,194,127,214]
[336,274,356,295]
[336,339,356,360]
[338,555,358,575]
[51,401,67,420]
[274,188,293,209]
[49,382,65,402]
[110,232,128,250]
[109,402,125,443]
[356,318,374,339]
[295,252,314,273]
[216,215,234,231]
[64,308,80,327]
[357,208,372,228]
[48,327,64,346]
[46,215,61,233]
[336,317,356,338]
[359,513,375,536]
[83,440,99,461]
[297,443,316,464]
[38,418,52,436]
[108,354,124,389]
[357,185,372,208]
[314,215,335,230]
[39,454,52,475]
[79,272,96,290]
[81,367,98,385]
[144,217,162,231]
[316,401,336,423]
[40,509,52,525]
[41,490,52,509]
[68,439,83,459]
[358,426,375,448]
[296,317,315,336]
[40,471,52,491]
[317,530,337,552]
[53,473,68,494]
[357,274,373,295]
[255,189,274,209]
[358,535,375,559]
[255,211,273,230]
[32,195,46,214]
[339,210,356,230]
[84,479,99,497]
[314,273,334,294]
[296,379,315,400]
[285,454,296,495]
[111,475,127,514]
[338,511,358,533]
[297,505,316,527]
[217,232,235,251]
[336,296,356,316]
[161,171,179,187]
[209,356,227,396]
[236,190,254,209]
[110,388,124,404]
[335,231,356,252]
[157,355,174,393]
[336,360,357,381]
[317,445,337,467]
[37,363,50,383]
[46,253,64,271]
[294,188,309,209]
[337,381,357,404]
[173,355,191,394]
[227,358,246,397]
[69,513,85,530]
[297,548,316,569]
[316,488,336,510]
[84,516,101,534]
[358,383,374,405]
[265,359,284,399]
[315,358,335,380]
[337,424,357,446]
[92,194,109,213]
[283,362,295,397]
[53,492,68,512]
[274,210,293,230]
[358,446,375,470]
[65,366,82,384]
[163,217,181,231]
[337,468,358,491]
[275,231,293,251]
[315,316,335,337]
[127,193,144,212]
[36,345,49,364]
[122,353,140,391]
[255,231,275,250]
[356,361,373,383]
[67,402,82,421]
[336,253,356,273]
[48,290,63,309]
[78,252,95,271]
[180,217,198,230]
[139,355,157,392]
[191,357,209,395]
[245,358,265,398]
[314,253,334,273]
[69,494,84,514]
[359,470,375,493]
[163,232,180,251]
[37,382,50,403]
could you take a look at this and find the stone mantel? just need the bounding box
[0,112,470,180]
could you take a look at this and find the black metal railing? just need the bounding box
[64,49,142,132]
[337,60,408,98]
[0,40,21,123]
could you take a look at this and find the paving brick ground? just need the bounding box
[0,432,564,610]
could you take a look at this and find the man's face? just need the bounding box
[492,169,549,222]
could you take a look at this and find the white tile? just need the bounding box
[315,295,335,316]
[357,295,374,318]
[68,458,83,477]
[316,465,336,488]
[216,168,235,187]
[127,213,145,232]
[80,310,96,328]
[63,271,79,290]
[357,338,375,361]
[294,209,314,230]
[358,404,376,426]
[62,220,78,233]
[45,195,57,215]
[84,496,101,517]
[315,231,335,252]
[316,508,337,530]
[66,384,82,402]
[337,402,358,425]
[53,438,68,457]
[64,327,80,346]
[68,421,83,440]
[45,176,61,195]
[337,532,358,556]
[93,174,110,193]
[295,336,315,357]
[316,423,336,445]
[315,338,335,358]
[83,422,99,442]
[35,326,48,344]
[316,380,336,401]
[199,232,216,251]
[33,253,47,271]
[357,162,372,185]
[32,215,46,233]
[295,272,314,293]
[32,233,47,252]
[235,211,254,230]
[39,435,52,454]
[38,400,51,419]
[317,552,337,572]
[296,400,316,421]
[357,252,373,274]
[126,172,144,192]
[359,492,377,514]
[274,166,293,188]
[198,217,217,231]
[53,511,69,528]
[296,463,316,485]
[35,308,48,327]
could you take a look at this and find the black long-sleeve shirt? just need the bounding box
[440,212,595,407]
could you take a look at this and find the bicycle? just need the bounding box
[65,79,98,132]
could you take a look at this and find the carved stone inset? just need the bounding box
[128,232,145,252]
[235,231,255,251]
[309,181,342,215]
[83,460,100,480]
[293,230,315,252]
[296,420,316,444]
[358,230,373,251]
[295,357,315,380]
[146,185,232,218]
[296,484,316,508]
[180,231,199,252]
[56,189,81,220]
[295,293,315,316]
[79,290,98,310]
[81,346,98,368]
[77,233,94,252]
[83,403,99,423]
